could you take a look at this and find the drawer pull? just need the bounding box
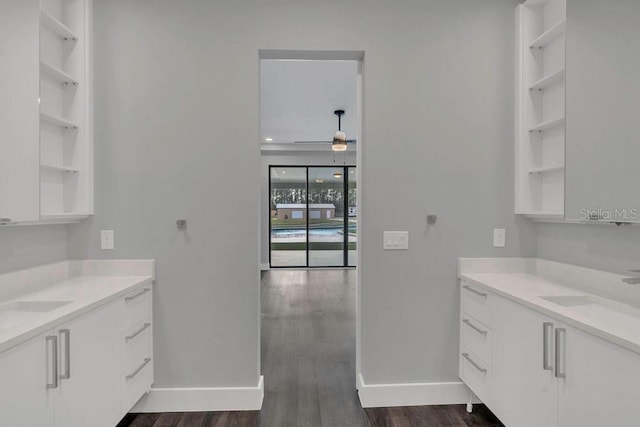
[462,318,487,335]
[462,285,487,298]
[126,323,151,341]
[125,288,150,302]
[462,353,487,373]
[126,358,151,380]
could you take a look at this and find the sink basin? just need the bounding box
[0,300,72,330]
[540,295,640,326]
[541,295,593,307]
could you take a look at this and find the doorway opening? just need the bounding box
[269,165,357,268]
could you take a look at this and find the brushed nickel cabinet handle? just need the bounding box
[462,318,488,335]
[543,322,554,371]
[126,323,151,341]
[59,329,71,380]
[555,328,566,378]
[125,288,150,302]
[462,353,487,373]
[462,285,488,298]
[126,358,151,380]
[46,336,58,389]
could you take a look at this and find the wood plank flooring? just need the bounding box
[118,270,503,427]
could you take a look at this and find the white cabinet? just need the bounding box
[461,285,640,426]
[0,0,40,223]
[54,302,121,427]
[559,325,640,426]
[0,332,55,427]
[515,0,566,219]
[491,296,558,427]
[0,0,93,225]
[0,286,153,426]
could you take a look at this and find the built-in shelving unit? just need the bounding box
[39,0,92,219]
[516,0,566,219]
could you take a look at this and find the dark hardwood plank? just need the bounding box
[118,270,502,427]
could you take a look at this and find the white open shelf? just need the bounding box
[529,20,566,49]
[40,62,78,86]
[529,117,565,134]
[40,10,78,41]
[41,164,80,174]
[40,112,79,129]
[516,0,566,218]
[38,0,93,222]
[529,69,565,91]
[528,165,564,175]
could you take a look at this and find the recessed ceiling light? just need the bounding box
[265,138,273,142]
[281,170,286,174]
[315,179,324,183]
[350,170,355,173]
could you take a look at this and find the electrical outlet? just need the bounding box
[493,228,506,248]
[101,230,114,250]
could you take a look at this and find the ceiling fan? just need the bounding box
[294,109,356,151]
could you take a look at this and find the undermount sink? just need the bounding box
[540,295,593,307]
[0,300,72,330]
[540,295,640,325]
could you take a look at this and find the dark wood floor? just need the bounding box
[118,270,503,427]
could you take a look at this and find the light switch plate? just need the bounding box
[383,231,409,250]
[493,228,506,248]
[101,230,114,250]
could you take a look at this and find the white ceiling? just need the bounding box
[260,60,358,145]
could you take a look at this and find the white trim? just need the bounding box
[260,263,270,271]
[357,374,478,408]
[132,376,264,412]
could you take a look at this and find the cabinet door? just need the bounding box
[0,0,40,223]
[0,332,55,427]
[54,301,121,427]
[491,296,558,427]
[559,325,640,426]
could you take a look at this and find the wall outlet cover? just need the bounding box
[101,230,114,250]
[493,228,506,248]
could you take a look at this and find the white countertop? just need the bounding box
[460,267,640,355]
[0,260,154,353]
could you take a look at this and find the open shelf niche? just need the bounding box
[515,0,566,219]
[39,0,92,219]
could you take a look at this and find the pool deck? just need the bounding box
[271,250,357,267]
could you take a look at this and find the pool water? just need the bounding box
[272,226,356,238]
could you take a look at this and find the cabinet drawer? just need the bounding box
[461,281,492,327]
[460,349,490,403]
[122,286,151,332]
[461,315,492,366]
[121,354,153,412]
[122,318,152,373]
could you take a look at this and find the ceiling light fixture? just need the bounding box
[332,110,348,152]
[265,138,273,142]
[333,172,343,179]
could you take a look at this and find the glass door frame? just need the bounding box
[268,165,356,269]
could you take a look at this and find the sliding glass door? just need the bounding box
[269,166,356,268]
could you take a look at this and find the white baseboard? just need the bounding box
[132,376,264,412]
[357,374,478,408]
[260,263,270,271]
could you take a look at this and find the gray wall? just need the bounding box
[0,225,68,274]
[536,223,640,276]
[67,0,536,389]
[260,150,357,266]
